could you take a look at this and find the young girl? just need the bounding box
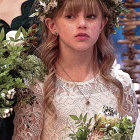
[12,0,138,139]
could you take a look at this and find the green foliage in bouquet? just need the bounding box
[93,114,135,140]
[69,113,93,140]
[0,25,46,118]
[69,106,135,140]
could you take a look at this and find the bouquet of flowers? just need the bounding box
[0,25,45,118]
[69,106,135,140]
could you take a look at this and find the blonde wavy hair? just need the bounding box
[39,0,124,121]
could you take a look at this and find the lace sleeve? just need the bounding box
[12,83,44,140]
[132,113,140,140]
[113,69,138,122]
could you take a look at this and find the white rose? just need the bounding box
[4,109,9,114]
[6,30,24,46]
[1,93,5,98]
[8,88,16,95]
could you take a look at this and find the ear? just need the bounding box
[100,17,108,32]
[45,18,56,34]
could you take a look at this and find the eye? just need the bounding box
[65,15,74,19]
[86,15,96,19]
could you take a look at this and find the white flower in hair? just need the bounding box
[44,0,58,14]
[48,1,58,8]
[114,0,122,3]
[39,1,46,7]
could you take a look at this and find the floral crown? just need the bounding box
[31,0,128,34]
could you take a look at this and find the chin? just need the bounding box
[72,46,93,52]
[71,42,94,52]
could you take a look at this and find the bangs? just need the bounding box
[62,0,100,15]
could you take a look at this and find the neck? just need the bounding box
[56,46,99,82]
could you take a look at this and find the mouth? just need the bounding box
[75,33,89,40]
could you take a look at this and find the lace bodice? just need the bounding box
[12,69,138,140]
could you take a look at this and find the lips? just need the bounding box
[75,33,89,40]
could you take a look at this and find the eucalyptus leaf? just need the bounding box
[75,120,81,124]
[79,114,83,120]
[29,12,39,17]
[2,40,9,45]
[88,117,93,125]
[9,37,15,41]
[28,26,32,34]
[0,28,5,42]
[21,27,27,37]
[83,113,87,123]
[15,27,21,40]
[70,115,79,121]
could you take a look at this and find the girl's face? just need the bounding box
[46,7,107,53]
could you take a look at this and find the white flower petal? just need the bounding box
[1,93,5,98]
[9,108,13,112]
[6,95,11,99]
[40,1,46,7]
[7,113,11,117]
[6,31,24,46]
[4,109,9,114]
[114,0,122,3]
[6,100,10,104]
[2,115,7,118]
[126,115,132,121]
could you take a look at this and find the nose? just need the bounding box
[77,16,87,29]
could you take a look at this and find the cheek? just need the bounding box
[57,24,75,38]
[90,22,102,36]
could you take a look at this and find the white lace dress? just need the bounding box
[132,113,140,140]
[12,69,138,140]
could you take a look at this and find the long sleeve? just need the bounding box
[132,113,140,140]
[113,69,138,122]
[122,74,138,122]
[12,83,44,140]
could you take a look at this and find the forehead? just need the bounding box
[60,0,101,15]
